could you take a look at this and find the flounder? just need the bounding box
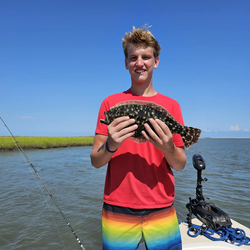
[100,100,202,149]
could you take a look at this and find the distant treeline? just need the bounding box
[0,136,94,151]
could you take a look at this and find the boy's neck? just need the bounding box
[129,84,157,97]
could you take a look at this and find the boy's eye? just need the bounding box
[129,57,137,61]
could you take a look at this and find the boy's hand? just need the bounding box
[107,116,138,152]
[141,118,175,152]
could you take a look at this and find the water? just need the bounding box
[0,139,249,250]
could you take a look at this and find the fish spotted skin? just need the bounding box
[100,100,202,149]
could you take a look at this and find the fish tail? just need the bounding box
[181,126,202,149]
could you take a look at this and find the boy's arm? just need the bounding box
[90,134,110,168]
[162,145,186,171]
[90,117,137,168]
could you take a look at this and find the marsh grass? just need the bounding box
[0,136,94,151]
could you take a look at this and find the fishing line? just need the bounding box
[1,117,86,250]
[20,154,67,250]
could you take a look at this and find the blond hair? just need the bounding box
[122,26,161,58]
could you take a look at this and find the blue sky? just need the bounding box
[1,0,249,138]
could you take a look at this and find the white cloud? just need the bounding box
[230,125,240,131]
[201,126,249,133]
[203,129,212,132]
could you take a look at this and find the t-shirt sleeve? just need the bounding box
[95,99,109,136]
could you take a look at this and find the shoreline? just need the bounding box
[0,136,94,151]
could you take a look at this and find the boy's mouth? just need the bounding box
[135,69,146,74]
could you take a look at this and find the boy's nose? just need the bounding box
[136,57,143,67]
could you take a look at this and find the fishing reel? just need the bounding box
[186,154,232,231]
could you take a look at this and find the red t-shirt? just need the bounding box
[95,90,184,209]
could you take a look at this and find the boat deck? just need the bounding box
[138,218,250,250]
[180,218,250,250]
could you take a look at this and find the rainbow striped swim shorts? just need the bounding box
[102,203,182,250]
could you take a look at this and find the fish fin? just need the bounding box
[111,100,179,123]
[112,100,152,108]
[181,126,202,149]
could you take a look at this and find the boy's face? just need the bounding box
[125,43,159,85]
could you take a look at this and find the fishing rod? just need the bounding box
[0,117,86,250]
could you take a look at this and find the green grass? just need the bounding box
[0,136,94,151]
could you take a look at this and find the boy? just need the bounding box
[90,26,187,250]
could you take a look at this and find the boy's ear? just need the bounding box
[125,58,128,70]
[154,56,160,69]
